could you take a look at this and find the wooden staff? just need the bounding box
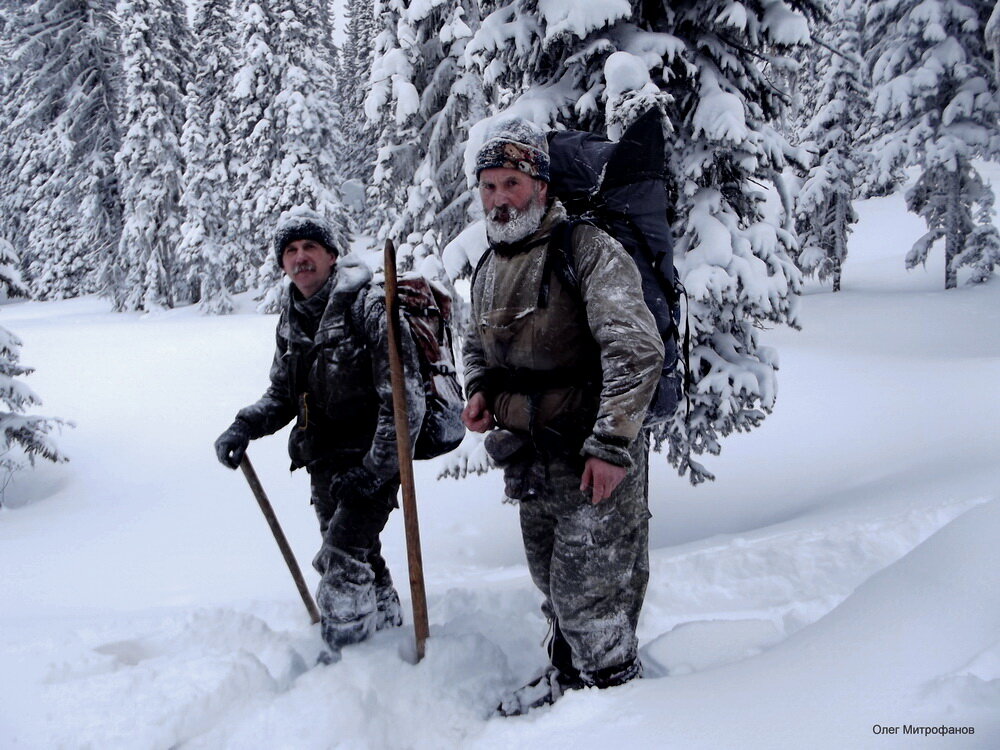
[383,238,430,661]
[240,454,321,624]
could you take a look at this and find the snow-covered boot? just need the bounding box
[495,665,585,717]
[496,620,585,717]
[581,656,643,689]
[375,584,403,631]
[314,548,377,651]
[496,637,643,717]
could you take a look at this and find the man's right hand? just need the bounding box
[462,392,493,433]
[214,420,251,469]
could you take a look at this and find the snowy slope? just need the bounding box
[1,178,999,748]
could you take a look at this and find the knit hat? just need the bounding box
[272,207,339,268]
[475,117,550,182]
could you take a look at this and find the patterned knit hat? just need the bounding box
[272,207,339,268]
[475,117,550,183]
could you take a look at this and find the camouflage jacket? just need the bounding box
[464,201,664,468]
[236,256,424,477]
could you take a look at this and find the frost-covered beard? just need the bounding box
[485,193,546,245]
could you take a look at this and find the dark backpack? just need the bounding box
[546,108,686,425]
[394,273,465,459]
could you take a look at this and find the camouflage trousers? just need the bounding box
[511,433,650,674]
[309,463,401,650]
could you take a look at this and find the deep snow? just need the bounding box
[1,177,999,749]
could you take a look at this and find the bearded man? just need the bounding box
[214,207,424,656]
[462,118,665,715]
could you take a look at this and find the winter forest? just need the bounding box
[2,1,1000,747]
[1,0,1000,486]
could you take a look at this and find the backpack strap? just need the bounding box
[469,246,494,301]
[675,279,692,421]
[538,218,586,309]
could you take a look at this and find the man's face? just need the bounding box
[281,239,337,298]
[479,167,548,244]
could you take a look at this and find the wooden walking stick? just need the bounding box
[383,238,431,661]
[240,454,321,624]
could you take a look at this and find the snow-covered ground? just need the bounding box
[2,178,999,749]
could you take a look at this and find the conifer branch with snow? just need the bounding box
[794,0,867,291]
[866,0,1000,289]
[0,239,69,503]
[438,0,824,484]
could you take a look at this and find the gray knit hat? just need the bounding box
[272,206,339,268]
[475,117,550,182]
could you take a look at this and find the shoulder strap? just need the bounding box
[346,284,369,338]
[469,246,494,303]
[538,218,588,309]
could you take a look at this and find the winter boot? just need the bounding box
[314,548,377,652]
[496,621,643,717]
[375,584,403,631]
[495,665,585,717]
[581,656,643,689]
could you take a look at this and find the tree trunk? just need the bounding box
[944,163,962,290]
[832,193,849,293]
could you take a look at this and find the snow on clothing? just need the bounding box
[463,199,663,678]
[234,255,424,479]
[476,117,551,183]
[270,207,342,268]
[464,200,664,467]
[309,463,403,646]
[518,433,651,675]
[231,255,423,650]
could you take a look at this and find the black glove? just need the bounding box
[214,419,251,469]
[329,465,384,505]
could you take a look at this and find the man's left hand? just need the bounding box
[580,456,627,504]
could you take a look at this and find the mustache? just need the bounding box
[487,205,520,223]
[291,261,317,274]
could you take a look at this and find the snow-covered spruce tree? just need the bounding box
[336,0,379,187]
[177,0,239,314]
[866,0,1000,289]
[794,0,866,291]
[365,0,486,270]
[0,13,41,282]
[0,239,67,501]
[0,0,122,301]
[230,0,280,289]
[231,0,348,310]
[254,0,348,310]
[787,0,898,200]
[113,0,191,311]
[0,239,28,304]
[445,0,822,483]
[986,2,999,85]
[1,2,66,295]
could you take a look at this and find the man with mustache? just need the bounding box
[214,207,424,657]
[462,118,665,715]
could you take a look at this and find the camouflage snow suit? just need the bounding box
[464,200,664,680]
[234,256,424,649]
